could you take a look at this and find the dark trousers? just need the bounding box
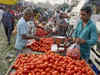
[3,25,12,45]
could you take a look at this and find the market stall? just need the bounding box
[5,8,97,75]
[5,34,96,75]
[6,51,95,75]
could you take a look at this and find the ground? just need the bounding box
[0,23,16,75]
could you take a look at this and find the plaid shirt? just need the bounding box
[15,17,28,50]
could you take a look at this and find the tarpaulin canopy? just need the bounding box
[0,0,18,5]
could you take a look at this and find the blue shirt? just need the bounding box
[72,19,98,60]
[15,17,28,50]
[2,11,13,30]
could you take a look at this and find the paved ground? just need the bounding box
[0,23,16,75]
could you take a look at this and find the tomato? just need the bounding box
[27,38,54,52]
[35,28,49,37]
[13,53,94,75]
[60,72,65,75]
[52,71,59,75]
[41,72,46,75]
[28,73,33,75]
[45,67,51,72]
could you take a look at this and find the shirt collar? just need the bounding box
[80,19,92,26]
[22,17,27,23]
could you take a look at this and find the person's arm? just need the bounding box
[8,15,13,31]
[22,34,40,41]
[75,24,98,45]
[22,34,33,39]
[85,25,98,46]
[18,22,40,41]
[12,24,17,35]
[75,38,86,44]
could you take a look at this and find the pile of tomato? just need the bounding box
[35,28,49,37]
[11,51,94,75]
[27,38,54,52]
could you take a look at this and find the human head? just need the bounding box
[33,9,38,16]
[80,6,92,22]
[23,7,33,21]
[39,17,47,25]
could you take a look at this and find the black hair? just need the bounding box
[81,6,92,15]
[33,9,38,14]
[39,16,47,23]
[23,7,33,16]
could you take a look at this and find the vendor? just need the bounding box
[38,16,47,28]
[15,8,38,55]
[72,6,98,61]
[55,13,69,36]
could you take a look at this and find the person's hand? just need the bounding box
[80,39,86,44]
[75,38,86,44]
[37,24,44,29]
[75,38,80,44]
[71,37,76,43]
[33,36,40,41]
[12,29,17,35]
[67,37,72,41]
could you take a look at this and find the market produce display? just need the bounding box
[27,38,54,52]
[35,27,49,37]
[11,51,94,75]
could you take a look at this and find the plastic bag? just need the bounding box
[66,43,80,59]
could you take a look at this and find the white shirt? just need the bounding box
[27,21,36,35]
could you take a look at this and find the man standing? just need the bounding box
[72,6,98,61]
[2,8,14,45]
[15,8,37,55]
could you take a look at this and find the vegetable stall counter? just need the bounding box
[6,51,95,75]
[5,49,45,75]
[26,36,71,55]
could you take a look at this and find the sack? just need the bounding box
[66,43,80,59]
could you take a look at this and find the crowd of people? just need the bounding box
[0,5,99,74]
